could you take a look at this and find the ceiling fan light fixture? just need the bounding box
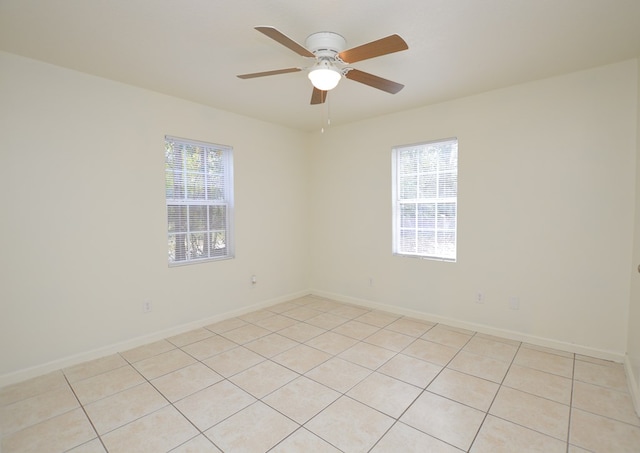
[239,27,409,105]
[308,61,341,91]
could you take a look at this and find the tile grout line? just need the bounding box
[234,303,381,452]
[62,373,108,453]
[7,298,636,452]
[471,343,586,449]
[12,319,513,452]
[115,349,224,452]
[168,326,322,451]
[303,333,402,453]
[173,305,366,451]
[365,324,476,452]
[566,355,576,453]
[243,310,418,452]
[136,360,212,452]
[466,337,523,452]
[128,342,266,452]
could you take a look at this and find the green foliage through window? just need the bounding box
[393,138,458,261]
[165,136,234,264]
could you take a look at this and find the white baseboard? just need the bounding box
[310,289,626,363]
[0,290,310,388]
[1,288,630,390]
[624,355,640,417]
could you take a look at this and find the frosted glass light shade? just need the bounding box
[308,62,341,91]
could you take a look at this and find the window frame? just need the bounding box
[165,135,234,266]
[392,137,458,262]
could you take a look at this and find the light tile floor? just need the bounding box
[1,295,639,452]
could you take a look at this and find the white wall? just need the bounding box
[310,60,638,358]
[1,50,638,387]
[627,57,640,413]
[0,52,310,382]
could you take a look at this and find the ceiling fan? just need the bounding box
[237,26,409,105]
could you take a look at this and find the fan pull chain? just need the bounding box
[321,93,331,134]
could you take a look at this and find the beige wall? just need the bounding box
[309,60,637,358]
[1,51,638,387]
[0,52,310,381]
[627,57,640,411]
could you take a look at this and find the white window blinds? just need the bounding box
[165,136,234,265]
[392,138,458,261]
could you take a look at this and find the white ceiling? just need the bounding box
[1,0,640,132]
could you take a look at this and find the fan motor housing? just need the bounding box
[305,32,347,59]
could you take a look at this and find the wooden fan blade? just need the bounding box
[345,69,404,94]
[237,68,302,79]
[255,26,315,58]
[338,34,408,63]
[310,87,327,105]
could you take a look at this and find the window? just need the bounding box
[165,136,234,265]
[392,138,458,261]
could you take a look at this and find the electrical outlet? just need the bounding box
[509,297,520,310]
[476,291,484,304]
[251,275,257,285]
[142,300,152,313]
[369,277,374,287]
